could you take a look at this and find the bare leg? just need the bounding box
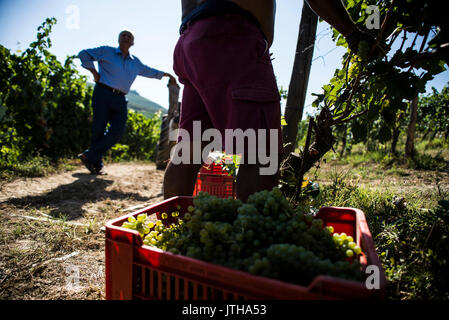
[236,164,279,202]
[163,161,202,199]
[163,141,207,199]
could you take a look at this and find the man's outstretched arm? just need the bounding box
[305,0,358,38]
[138,60,178,85]
[305,0,380,54]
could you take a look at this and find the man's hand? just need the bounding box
[93,71,100,83]
[305,0,387,60]
[87,68,100,83]
[164,73,178,86]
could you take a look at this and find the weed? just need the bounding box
[310,178,449,300]
[13,225,23,238]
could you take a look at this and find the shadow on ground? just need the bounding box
[2,172,161,220]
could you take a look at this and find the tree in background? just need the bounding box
[0,18,92,163]
[417,86,449,141]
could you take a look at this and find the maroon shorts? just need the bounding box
[173,14,283,162]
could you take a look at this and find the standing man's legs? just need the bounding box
[81,85,127,173]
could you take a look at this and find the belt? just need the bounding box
[97,82,125,96]
[180,0,261,35]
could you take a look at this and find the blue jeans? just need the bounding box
[84,84,128,165]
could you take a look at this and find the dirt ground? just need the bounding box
[0,159,447,300]
[0,162,165,300]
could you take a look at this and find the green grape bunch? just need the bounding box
[121,213,151,237]
[357,40,371,61]
[120,187,365,287]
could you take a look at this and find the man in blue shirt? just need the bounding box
[78,30,176,174]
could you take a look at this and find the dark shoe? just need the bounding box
[93,161,107,175]
[94,160,104,175]
[94,166,107,175]
[78,153,97,174]
[95,169,108,175]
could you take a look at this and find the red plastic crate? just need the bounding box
[105,197,387,300]
[193,173,236,199]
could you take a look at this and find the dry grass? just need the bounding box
[0,161,164,299]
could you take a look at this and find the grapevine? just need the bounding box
[279,0,448,202]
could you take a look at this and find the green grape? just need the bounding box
[346,250,354,258]
[161,212,168,219]
[354,246,362,255]
[357,40,370,60]
[305,215,313,224]
[122,222,133,229]
[203,212,212,220]
[177,205,182,210]
[348,241,356,250]
[183,213,191,221]
[137,213,147,222]
[187,205,195,213]
[347,236,354,243]
[312,219,323,228]
[236,233,244,241]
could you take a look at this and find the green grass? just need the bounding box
[304,179,449,300]
[0,157,78,181]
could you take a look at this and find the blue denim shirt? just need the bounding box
[78,46,165,94]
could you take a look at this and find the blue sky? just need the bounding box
[1,0,448,118]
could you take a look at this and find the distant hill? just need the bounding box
[87,83,166,118]
[126,89,166,118]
